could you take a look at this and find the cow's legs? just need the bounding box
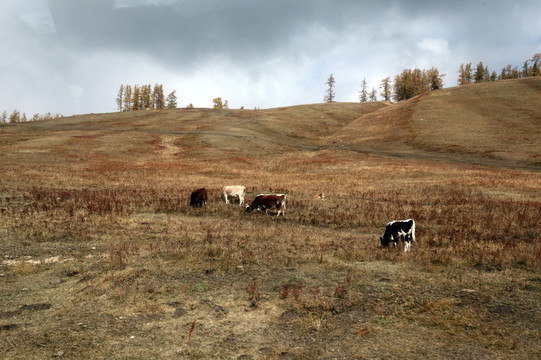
[390,235,397,248]
[404,241,411,252]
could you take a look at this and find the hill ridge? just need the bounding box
[1,77,540,170]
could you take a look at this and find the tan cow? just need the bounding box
[221,185,246,205]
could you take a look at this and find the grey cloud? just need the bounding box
[46,0,318,66]
[44,0,536,68]
[2,0,539,115]
[44,1,414,66]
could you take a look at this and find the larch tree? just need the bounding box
[393,69,414,101]
[458,63,468,85]
[379,77,392,101]
[359,78,368,103]
[369,87,377,102]
[465,63,473,83]
[411,68,426,95]
[474,62,486,83]
[531,53,541,76]
[324,73,336,103]
[501,65,520,79]
[166,90,178,109]
[124,85,132,111]
[153,84,165,109]
[458,63,473,85]
[142,84,152,109]
[116,85,124,112]
[9,110,20,123]
[392,67,444,102]
[213,97,224,109]
[132,85,141,111]
[426,67,444,90]
[483,66,491,81]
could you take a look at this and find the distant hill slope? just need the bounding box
[331,77,541,169]
[1,78,540,170]
[0,102,386,164]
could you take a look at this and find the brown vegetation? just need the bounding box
[1,78,540,359]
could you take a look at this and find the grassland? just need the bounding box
[1,78,540,359]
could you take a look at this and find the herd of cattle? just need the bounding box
[190,185,416,252]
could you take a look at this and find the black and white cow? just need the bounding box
[380,219,416,252]
[244,194,286,217]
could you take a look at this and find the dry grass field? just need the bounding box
[1,78,540,359]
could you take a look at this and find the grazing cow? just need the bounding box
[190,188,208,207]
[312,193,326,200]
[221,185,246,205]
[380,219,416,252]
[244,194,286,217]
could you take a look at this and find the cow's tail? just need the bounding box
[410,219,416,242]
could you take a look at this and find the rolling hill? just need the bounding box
[331,77,541,169]
[1,77,540,173]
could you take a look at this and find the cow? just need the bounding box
[312,193,326,200]
[189,188,208,207]
[244,194,286,217]
[221,185,246,205]
[380,219,416,252]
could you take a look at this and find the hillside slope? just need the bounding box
[0,102,386,166]
[1,78,540,171]
[331,77,541,169]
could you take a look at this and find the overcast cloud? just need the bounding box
[1,0,540,115]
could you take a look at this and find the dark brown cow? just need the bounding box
[190,188,208,207]
[244,194,286,217]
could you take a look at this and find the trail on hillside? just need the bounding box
[20,119,541,172]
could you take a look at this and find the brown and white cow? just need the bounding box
[190,188,208,207]
[312,193,326,200]
[244,194,286,217]
[380,219,416,252]
[221,185,246,205]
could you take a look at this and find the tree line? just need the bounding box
[3,54,539,122]
[458,53,540,85]
[116,84,178,112]
[325,52,541,103]
[0,110,63,124]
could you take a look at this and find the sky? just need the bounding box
[1,0,540,116]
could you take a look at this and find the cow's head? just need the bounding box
[380,236,391,247]
[244,205,252,214]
